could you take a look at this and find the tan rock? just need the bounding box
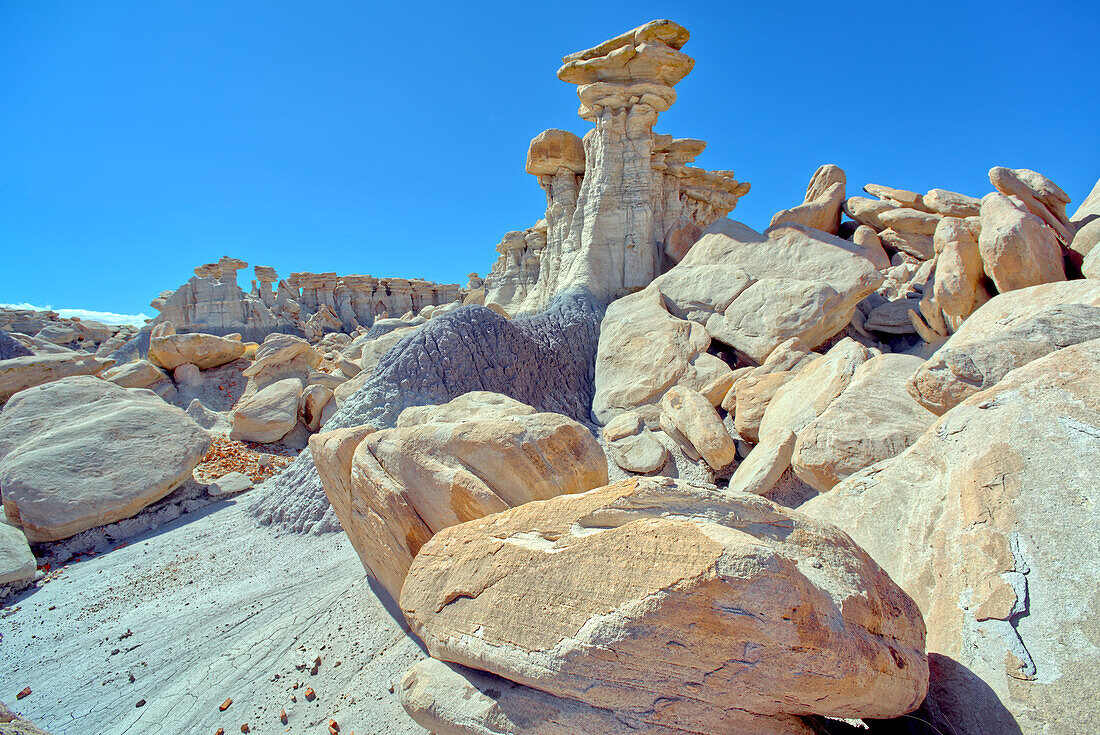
[878,207,940,235]
[792,354,935,492]
[978,192,1066,292]
[843,196,896,230]
[313,393,607,600]
[0,522,36,585]
[525,129,585,175]
[659,385,735,469]
[933,216,985,319]
[989,166,1073,245]
[728,427,796,495]
[601,411,668,474]
[923,188,982,218]
[230,378,304,443]
[101,359,168,389]
[402,477,928,729]
[758,338,870,446]
[864,183,930,211]
[242,334,322,389]
[851,225,891,270]
[148,333,246,371]
[767,164,845,235]
[733,370,797,443]
[879,228,934,260]
[298,384,333,432]
[801,339,1100,735]
[908,300,1100,415]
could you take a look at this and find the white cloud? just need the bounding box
[0,302,151,327]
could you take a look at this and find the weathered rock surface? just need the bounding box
[908,301,1100,415]
[312,392,606,600]
[207,471,253,497]
[230,377,304,443]
[148,332,245,371]
[801,338,1100,735]
[932,216,985,320]
[989,166,1074,246]
[0,353,113,403]
[978,192,1066,292]
[0,377,209,541]
[792,354,935,492]
[727,427,795,496]
[402,477,928,731]
[252,292,602,535]
[0,522,36,585]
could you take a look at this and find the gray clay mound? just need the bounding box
[249,288,603,534]
[0,329,34,360]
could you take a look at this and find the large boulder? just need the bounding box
[148,332,246,371]
[229,377,304,443]
[0,377,209,542]
[792,353,936,492]
[401,477,928,733]
[0,330,34,361]
[908,287,1100,414]
[100,359,169,389]
[977,192,1066,293]
[0,354,113,403]
[658,385,735,469]
[312,392,607,600]
[801,338,1100,735]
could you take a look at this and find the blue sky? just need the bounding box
[2,0,1097,322]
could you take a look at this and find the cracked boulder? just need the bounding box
[0,376,210,542]
[311,392,607,601]
[801,337,1100,735]
[401,476,928,733]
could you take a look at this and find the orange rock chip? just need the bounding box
[219,697,233,711]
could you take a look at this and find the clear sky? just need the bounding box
[2,0,1097,322]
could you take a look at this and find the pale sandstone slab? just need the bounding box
[0,354,112,403]
[659,385,735,469]
[978,192,1066,292]
[230,377,304,443]
[101,359,168,389]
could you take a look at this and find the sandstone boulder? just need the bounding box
[988,166,1074,246]
[801,338,1100,734]
[793,354,936,492]
[241,333,322,389]
[601,411,668,474]
[148,332,245,371]
[923,188,982,218]
[658,385,735,469]
[101,359,169,389]
[229,377,304,443]
[0,377,209,541]
[978,192,1066,292]
[767,164,845,235]
[298,384,333,432]
[0,353,113,403]
[932,216,985,319]
[0,330,34,360]
[312,392,607,600]
[402,477,928,731]
[851,225,890,270]
[908,301,1100,414]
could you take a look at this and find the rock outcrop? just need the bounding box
[0,377,209,541]
[484,21,750,314]
[311,392,607,600]
[801,338,1100,734]
[0,522,36,586]
[151,256,463,342]
[402,477,928,733]
[0,353,113,403]
[148,332,246,371]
